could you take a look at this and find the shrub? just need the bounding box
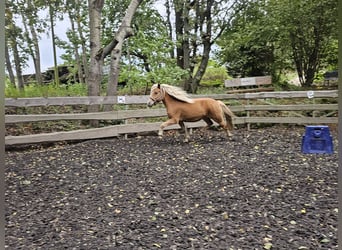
[5,82,87,98]
[200,64,230,87]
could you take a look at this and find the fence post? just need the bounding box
[124,104,129,139]
[117,95,129,139]
[247,99,250,131]
[307,90,316,118]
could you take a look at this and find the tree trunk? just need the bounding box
[12,40,24,90]
[87,0,104,127]
[174,1,194,92]
[174,1,184,69]
[101,0,143,111]
[174,0,215,93]
[20,0,43,85]
[5,43,16,85]
[189,0,213,93]
[97,0,142,60]
[103,46,122,112]
[68,9,84,84]
[6,7,24,89]
[29,25,43,85]
[87,0,142,119]
[76,3,89,84]
[165,0,174,58]
[289,13,326,88]
[182,4,191,92]
[28,0,43,85]
[304,29,321,87]
[49,4,60,86]
[71,0,88,85]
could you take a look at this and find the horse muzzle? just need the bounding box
[147,98,155,107]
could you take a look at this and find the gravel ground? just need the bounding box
[5,126,338,249]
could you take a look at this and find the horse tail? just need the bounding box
[217,100,234,131]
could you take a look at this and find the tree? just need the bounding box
[217,0,338,87]
[46,0,65,86]
[87,0,143,120]
[5,3,26,90]
[216,0,286,80]
[169,0,237,93]
[279,0,338,86]
[61,0,89,85]
[101,0,143,111]
[19,0,45,85]
[87,0,104,126]
[5,42,16,85]
[120,3,186,94]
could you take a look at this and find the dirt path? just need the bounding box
[5,126,338,249]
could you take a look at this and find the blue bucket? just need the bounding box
[301,126,333,154]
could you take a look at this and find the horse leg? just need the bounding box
[210,113,233,138]
[203,117,213,128]
[179,121,189,142]
[159,118,178,138]
[217,101,234,137]
[199,117,214,138]
[220,121,233,137]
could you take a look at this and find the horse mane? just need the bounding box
[152,84,194,103]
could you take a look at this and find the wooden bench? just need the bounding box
[323,71,338,86]
[224,76,274,93]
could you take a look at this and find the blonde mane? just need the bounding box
[152,84,194,103]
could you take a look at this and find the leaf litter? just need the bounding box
[5,126,338,249]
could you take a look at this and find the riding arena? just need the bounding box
[5,85,338,249]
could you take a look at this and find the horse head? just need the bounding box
[147,83,164,107]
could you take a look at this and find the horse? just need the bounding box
[147,83,234,142]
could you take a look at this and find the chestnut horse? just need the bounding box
[147,83,234,142]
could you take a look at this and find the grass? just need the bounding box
[5,82,88,98]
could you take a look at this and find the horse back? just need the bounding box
[194,98,221,110]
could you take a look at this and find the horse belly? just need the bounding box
[182,115,204,122]
[179,101,208,122]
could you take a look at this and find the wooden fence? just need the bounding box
[5,90,338,145]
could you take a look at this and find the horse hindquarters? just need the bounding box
[218,101,234,131]
[216,101,234,137]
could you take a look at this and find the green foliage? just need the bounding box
[216,1,290,80]
[5,83,87,98]
[196,86,227,95]
[94,1,190,96]
[5,79,19,98]
[320,39,338,69]
[199,62,229,87]
[118,63,189,95]
[116,4,189,94]
[216,0,337,87]
[6,0,337,95]
[146,65,189,85]
[275,0,337,86]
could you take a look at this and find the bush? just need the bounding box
[200,64,230,87]
[5,83,87,98]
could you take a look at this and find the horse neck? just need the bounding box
[162,91,178,109]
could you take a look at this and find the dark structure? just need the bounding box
[323,70,338,85]
[22,65,81,85]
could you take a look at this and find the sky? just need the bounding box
[22,16,70,75]
[22,1,166,75]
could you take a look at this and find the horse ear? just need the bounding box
[157,83,161,89]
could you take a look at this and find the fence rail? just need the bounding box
[5,90,338,107]
[5,90,338,145]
